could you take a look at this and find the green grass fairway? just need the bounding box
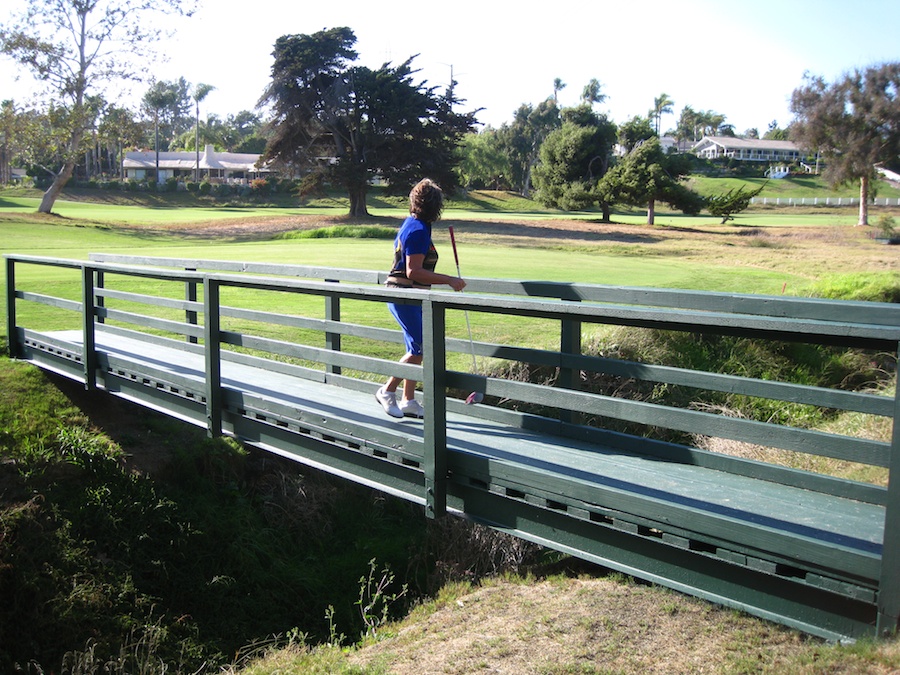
[1,195,891,325]
[0,223,795,295]
[0,196,327,224]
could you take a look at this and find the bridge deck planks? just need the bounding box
[43,329,884,583]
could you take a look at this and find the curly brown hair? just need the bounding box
[408,178,444,223]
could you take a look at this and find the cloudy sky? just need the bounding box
[2,0,899,135]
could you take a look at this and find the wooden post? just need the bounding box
[185,267,198,344]
[325,279,341,377]
[422,297,447,518]
[559,310,582,425]
[203,277,222,437]
[5,257,16,358]
[95,269,105,324]
[81,265,97,390]
[877,342,900,635]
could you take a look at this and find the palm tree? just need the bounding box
[581,78,606,106]
[143,82,179,184]
[192,83,215,181]
[650,92,674,135]
[552,78,566,103]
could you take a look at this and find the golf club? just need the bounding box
[448,226,484,405]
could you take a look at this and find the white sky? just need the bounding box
[2,0,899,134]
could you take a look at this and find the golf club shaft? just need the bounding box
[448,226,478,371]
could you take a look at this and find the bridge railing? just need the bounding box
[11,253,899,502]
[6,253,900,636]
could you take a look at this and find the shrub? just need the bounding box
[213,182,232,198]
[198,180,212,195]
[277,178,297,194]
[275,225,396,240]
[876,214,896,239]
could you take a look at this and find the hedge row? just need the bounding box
[33,176,300,196]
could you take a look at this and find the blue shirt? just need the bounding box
[389,216,438,287]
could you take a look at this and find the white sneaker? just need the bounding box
[375,387,403,418]
[399,398,425,418]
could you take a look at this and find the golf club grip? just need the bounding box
[448,225,460,267]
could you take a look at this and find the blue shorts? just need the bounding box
[388,302,423,356]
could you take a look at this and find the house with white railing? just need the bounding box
[691,136,802,163]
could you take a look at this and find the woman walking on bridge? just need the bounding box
[376,178,466,418]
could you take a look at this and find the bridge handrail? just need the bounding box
[86,253,900,328]
[9,252,896,492]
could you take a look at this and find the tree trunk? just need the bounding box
[600,201,611,223]
[647,198,656,225]
[520,162,534,197]
[39,160,76,213]
[857,174,869,226]
[348,185,369,217]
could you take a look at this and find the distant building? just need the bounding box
[691,136,802,163]
[123,145,270,182]
[659,136,694,154]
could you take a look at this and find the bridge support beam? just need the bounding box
[325,279,341,377]
[81,266,97,391]
[204,278,222,437]
[5,257,16,358]
[877,344,900,636]
[423,299,447,518]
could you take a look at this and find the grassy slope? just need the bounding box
[686,173,900,199]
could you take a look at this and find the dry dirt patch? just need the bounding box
[347,576,854,674]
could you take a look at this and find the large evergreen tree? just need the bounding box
[790,62,900,226]
[531,104,617,219]
[260,27,478,217]
[598,136,703,225]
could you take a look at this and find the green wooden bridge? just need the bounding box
[5,252,899,642]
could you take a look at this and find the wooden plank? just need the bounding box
[473,376,890,466]
[463,278,900,328]
[438,294,900,348]
[220,330,420,381]
[559,351,894,417]
[97,287,202,313]
[99,307,202,340]
[87,253,382,284]
[222,305,402,345]
[16,290,82,313]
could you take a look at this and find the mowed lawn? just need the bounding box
[2,195,895,343]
